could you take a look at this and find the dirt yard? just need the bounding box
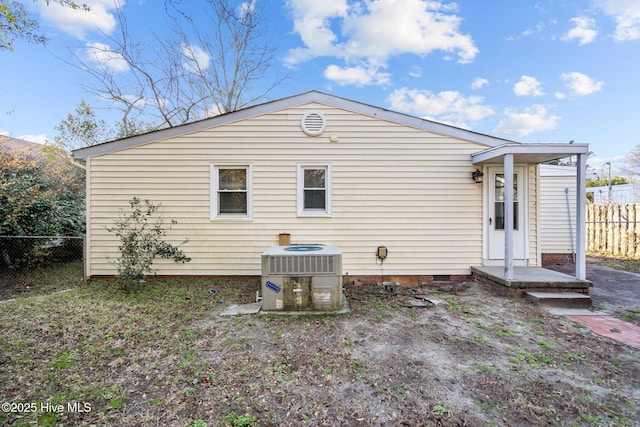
[185,280,640,426]
[1,270,639,426]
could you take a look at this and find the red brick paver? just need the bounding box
[564,315,640,350]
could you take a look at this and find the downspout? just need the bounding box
[72,159,86,170]
[564,188,575,263]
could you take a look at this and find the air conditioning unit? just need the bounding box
[261,245,343,311]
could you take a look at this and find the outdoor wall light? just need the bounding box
[472,169,484,184]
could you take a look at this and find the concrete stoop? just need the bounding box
[525,291,592,309]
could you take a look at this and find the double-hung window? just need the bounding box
[297,163,331,216]
[211,164,252,219]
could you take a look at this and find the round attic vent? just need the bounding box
[301,112,326,136]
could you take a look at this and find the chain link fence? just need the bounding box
[0,236,85,286]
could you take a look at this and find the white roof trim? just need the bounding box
[472,143,590,164]
[73,91,518,161]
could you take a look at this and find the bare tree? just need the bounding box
[75,0,284,133]
[625,145,640,178]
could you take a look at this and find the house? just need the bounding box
[73,91,590,291]
[0,135,48,161]
[539,164,577,265]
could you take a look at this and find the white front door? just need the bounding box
[487,167,526,260]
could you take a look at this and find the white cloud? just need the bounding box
[521,22,545,37]
[561,72,604,96]
[507,22,548,41]
[408,66,422,78]
[324,64,390,86]
[595,0,640,41]
[388,87,494,127]
[471,77,489,90]
[85,42,129,73]
[341,0,477,63]
[284,0,348,66]
[285,0,478,86]
[118,93,166,111]
[562,17,598,45]
[238,0,256,20]
[181,44,212,74]
[514,75,544,97]
[37,0,123,39]
[493,105,559,136]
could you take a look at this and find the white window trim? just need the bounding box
[297,163,331,217]
[210,164,253,221]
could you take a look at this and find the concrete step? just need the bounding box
[525,292,592,309]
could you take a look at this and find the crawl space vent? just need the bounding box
[301,112,326,136]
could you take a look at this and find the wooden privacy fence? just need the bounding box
[586,203,640,259]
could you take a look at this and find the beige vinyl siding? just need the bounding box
[539,165,576,254]
[86,103,484,277]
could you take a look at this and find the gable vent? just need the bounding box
[301,112,326,136]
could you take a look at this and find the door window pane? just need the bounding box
[494,173,518,230]
[495,201,505,230]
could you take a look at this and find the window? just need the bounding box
[211,164,252,219]
[494,173,518,230]
[297,164,331,216]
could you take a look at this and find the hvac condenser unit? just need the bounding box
[261,245,343,311]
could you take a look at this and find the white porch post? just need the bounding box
[576,153,587,280]
[504,153,514,280]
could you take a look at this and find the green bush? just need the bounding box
[108,197,191,284]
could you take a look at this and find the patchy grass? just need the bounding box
[1,264,639,426]
[616,306,640,327]
[594,257,640,274]
[0,260,84,299]
[1,266,258,426]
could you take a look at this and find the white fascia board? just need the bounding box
[73,90,519,161]
[72,93,320,161]
[309,92,515,148]
[472,143,590,164]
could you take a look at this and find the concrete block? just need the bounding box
[526,292,592,309]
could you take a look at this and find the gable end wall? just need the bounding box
[86,103,487,279]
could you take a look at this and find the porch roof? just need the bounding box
[473,144,589,283]
[472,143,590,165]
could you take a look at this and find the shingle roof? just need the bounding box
[0,135,48,162]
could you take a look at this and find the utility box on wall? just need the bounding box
[261,245,343,311]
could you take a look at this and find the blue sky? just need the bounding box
[1,0,639,177]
